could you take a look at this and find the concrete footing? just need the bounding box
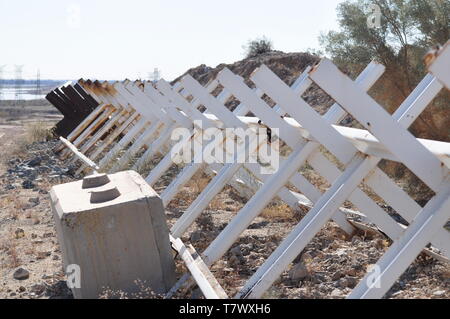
[50,170,176,299]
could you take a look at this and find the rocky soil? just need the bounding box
[0,136,75,299]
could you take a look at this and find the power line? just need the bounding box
[36,68,41,97]
[0,65,6,99]
[14,65,24,106]
[149,68,161,83]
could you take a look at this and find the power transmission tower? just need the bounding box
[36,69,41,97]
[14,65,24,107]
[149,68,161,83]
[0,65,6,99]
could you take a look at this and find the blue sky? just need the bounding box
[0,0,345,80]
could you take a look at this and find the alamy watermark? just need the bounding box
[67,4,81,29]
[365,264,382,289]
[170,121,280,174]
[367,4,381,29]
[66,264,81,289]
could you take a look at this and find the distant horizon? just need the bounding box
[0,79,69,83]
[0,48,319,83]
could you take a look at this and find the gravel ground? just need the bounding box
[0,138,75,299]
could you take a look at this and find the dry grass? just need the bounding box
[135,153,165,176]
[178,172,211,200]
[190,172,212,195]
[300,162,331,193]
[442,265,450,280]
[208,196,230,211]
[24,244,37,257]
[0,233,22,269]
[0,122,52,162]
[8,243,21,268]
[0,110,9,119]
[24,121,53,144]
[261,200,296,221]
[0,194,24,221]
[9,195,27,220]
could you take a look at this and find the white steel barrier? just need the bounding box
[54,41,450,299]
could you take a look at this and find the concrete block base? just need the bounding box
[51,170,176,299]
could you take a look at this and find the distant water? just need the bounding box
[0,87,46,100]
[0,84,48,100]
[0,81,67,100]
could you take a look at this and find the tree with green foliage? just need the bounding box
[320,0,449,141]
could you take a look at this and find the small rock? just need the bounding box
[289,262,309,281]
[37,251,51,260]
[190,231,202,243]
[230,246,242,257]
[433,290,446,296]
[30,284,46,296]
[346,268,358,277]
[313,273,326,284]
[338,278,348,289]
[15,228,25,239]
[13,268,30,280]
[22,180,35,190]
[18,286,26,293]
[28,197,40,206]
[345,276,358,288]
[318,283,329,292]
[330,288,343,297]
[228,254,241,267]
[332,270,343,281]
[301,252,313,263]
[27,158,42,167]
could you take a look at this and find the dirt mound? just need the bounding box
[173,51,318,86]
[173,51,338,115]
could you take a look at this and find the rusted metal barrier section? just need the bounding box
[46,80,100,137]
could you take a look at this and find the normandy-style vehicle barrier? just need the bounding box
[47,41,450,299]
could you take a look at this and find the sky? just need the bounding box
[0,0,345,81]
